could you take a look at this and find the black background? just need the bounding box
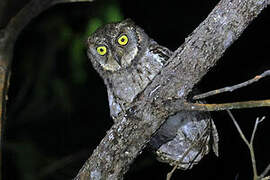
[3,0,270,179]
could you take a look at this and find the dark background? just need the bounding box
[3,0,270,179]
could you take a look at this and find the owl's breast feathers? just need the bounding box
[106,41,172,119]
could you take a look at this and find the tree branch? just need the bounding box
[175,99,270,112]
[75,0,269,179]
[227,110,269,180]
[193,70,270,100]
[261,164,270,179]
[3,0,94,46]
[0,0,95,122]
[0,0,94,178]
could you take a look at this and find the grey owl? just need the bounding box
[86,19,219,169]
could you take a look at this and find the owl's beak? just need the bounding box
[109,54,121,66]
[112,53,122,66]
[107,54,122,70]
[115,57,121,66]
[110,51,122,67]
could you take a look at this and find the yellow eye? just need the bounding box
[96,46,107,55]
[118,35,128,45]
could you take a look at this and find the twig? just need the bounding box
[193,70,270,100]
[250,117,264,145]
[260,164,270,179]
[166,164,177,180]
[3,0,94,44]
[226,110,268,180]
[226,110,250,147]
[180,99,270,112]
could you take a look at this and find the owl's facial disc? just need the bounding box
[87,19,144,72]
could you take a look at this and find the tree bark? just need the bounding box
[74,0,270,179]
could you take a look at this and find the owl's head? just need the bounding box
[87,19,149,73]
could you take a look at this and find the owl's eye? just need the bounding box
[96,46,107,55]
[117,35,128,46]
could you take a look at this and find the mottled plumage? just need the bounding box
[87,19,218,169]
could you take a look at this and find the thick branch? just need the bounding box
[75,0,269,179]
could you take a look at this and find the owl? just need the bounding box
[86,19,219,169]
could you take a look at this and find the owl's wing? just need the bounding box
[150,111,218,170]
[107,88,123,123]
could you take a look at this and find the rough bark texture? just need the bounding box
[74,0,269,179]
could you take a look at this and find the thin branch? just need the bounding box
[193,70,270,100]
[261,164,270,179]
[227,110,258,179]
[251,117,265,145]
[226,110,250,147]
[226,110,268,180]
[179,99,270,112]
[166,164,178,180]
[3,0,94,45]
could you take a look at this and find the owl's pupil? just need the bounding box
[100,48,104,52]
[121,38,125,42]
